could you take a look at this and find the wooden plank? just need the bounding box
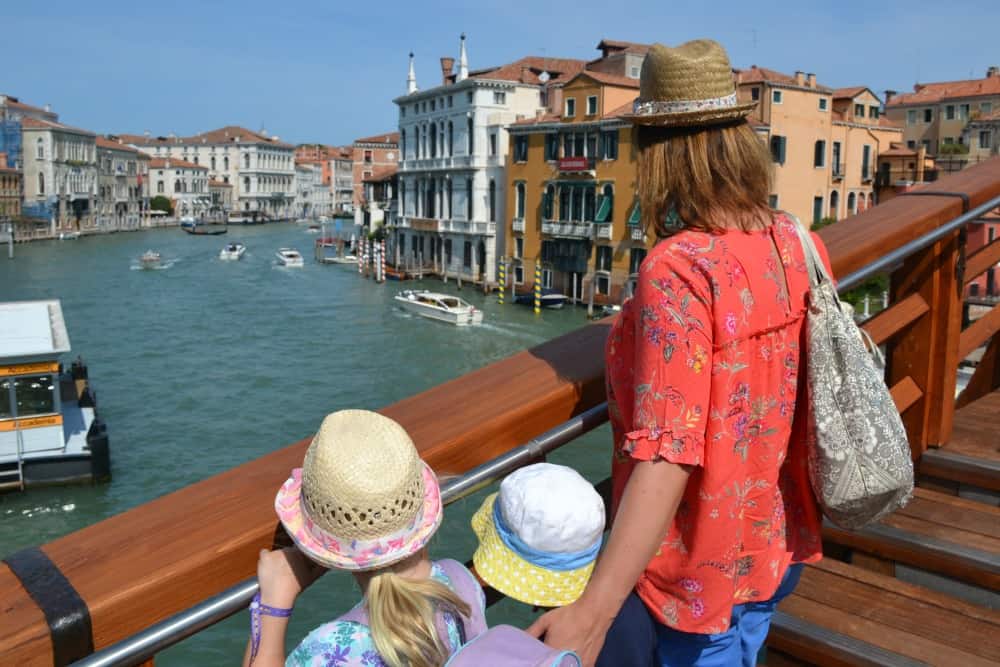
[956,334,1000,409]
[890,376,923,414]
[964,238,1000,284]
[768,609,926,667]
[849,552,896,577]
[959,304,1000,360]
[888,230,964,454]
[920,450,1000,492]
[898,488,1000,540]
[861,293,930,346]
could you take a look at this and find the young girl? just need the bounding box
[243,409,487,667]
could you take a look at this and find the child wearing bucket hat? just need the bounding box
[242,409,488,667]
[473,463,657,666]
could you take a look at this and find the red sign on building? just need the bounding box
[558,156,590,172]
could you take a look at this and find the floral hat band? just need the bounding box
[491,496,602,571]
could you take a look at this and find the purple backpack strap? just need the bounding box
[435,559,488,639]
[444,625,582,667]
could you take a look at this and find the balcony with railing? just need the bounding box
[832,162,845,181]
[511,217,525,232]
[5,161,1000,666]
[541,219,594,238]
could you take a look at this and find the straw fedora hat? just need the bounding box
[275,410,442,571]
[626,39,756,127]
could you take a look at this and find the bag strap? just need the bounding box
[782,212,834,289]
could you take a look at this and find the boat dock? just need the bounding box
[2,163,1000,665]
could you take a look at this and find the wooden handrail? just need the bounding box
[3,159,1000,665]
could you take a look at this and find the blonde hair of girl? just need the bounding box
[366,567,472,667]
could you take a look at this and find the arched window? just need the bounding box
[211,156,216,170]
[243,176,251,192]
[174,180,181,193]
[224,156,229,170]
[37,138,44,159]
[847,192,856,214]
[488,179,496,222]
[602,184,614,221]
[38,173,44,194]
[448,121,454,156]
[829,190,839,219]
[466,178,473,220]
[401,129,406,159]
[243,153,250,168]
[543,184,555,219]
[515,182,525,219]
[467,117,474,155]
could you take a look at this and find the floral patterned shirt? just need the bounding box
[606,215,826,634]
[286,562,486,667]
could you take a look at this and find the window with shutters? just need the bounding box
[770,135,787,164]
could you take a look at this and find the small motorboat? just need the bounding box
[219,243,246,261]
[393,290,483,326]
[513,288,569,309]
[326,254,358,265]
[275,248,304,267]
[139,250,161,269]
[59,231,81,240]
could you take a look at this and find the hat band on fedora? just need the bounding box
[632,92,740,117]
[300,493,426,559]
[492,500,601,572]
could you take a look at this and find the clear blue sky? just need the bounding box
[5,0,997,146]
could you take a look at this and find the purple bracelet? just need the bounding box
[249,592,293,664]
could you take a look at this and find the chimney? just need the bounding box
[440,57,455,85]
[884,89,897,104]
[520,65,532,83]
[914,83,925,92]
[988,66,1000,78]
[807,72,816,88]
[407,52,418,94]
[44,104,51,113]
[457,33,469,81]
[794,71,805,86]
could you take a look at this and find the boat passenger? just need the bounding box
[471,463,656,667]
[243,410,487,667]
[528,39,829,667]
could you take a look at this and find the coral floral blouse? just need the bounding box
[606,214,827,634]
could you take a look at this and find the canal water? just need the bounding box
[0,223,612,664]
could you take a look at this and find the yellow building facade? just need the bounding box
[505,72,644,306]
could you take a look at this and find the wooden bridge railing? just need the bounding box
[3,159,1000,666]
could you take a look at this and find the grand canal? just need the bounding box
[0,223,612,664]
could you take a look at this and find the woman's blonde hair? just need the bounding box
[636,120,774,236]
[367,568,471,667]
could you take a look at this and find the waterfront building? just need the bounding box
[735,69,901,222]
[331,145,355,215]
[294,144,337,187]
[209,179,232,217]
[505,70,640,305]
[394,35,586,285]
[0,152,20,219]
[294,163,330,219]
[351,132,398,232]
[874,142,938,203]
[0,94,58,124]
[95,137,147,232]
[124,126,295,219]
[885,67,1000,170]
[962,109,1000,162]
[21,117,98,236]
[362,166,397,238]
[148,157,209,219]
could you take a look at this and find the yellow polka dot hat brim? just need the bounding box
[471,493,596,608]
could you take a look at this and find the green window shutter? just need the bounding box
[595,195,611,223]
[627,201,641,226]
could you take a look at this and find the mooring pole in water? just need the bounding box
[534,259,541,315]
[498,259,505,304]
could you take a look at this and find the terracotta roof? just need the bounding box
[595,39,652,55]
[880,146,918,157]
[354,132,399,146]
[832,86,868,99]
[0,96,51,114]
[574,70,640,89]
[977,109,1000,122]
[362,165,398,182]
[470,56,587,85]
[209,179,232,187]
[603,101,635,119]
[188,126,292,148]
[149,157,207,170]
[21,116,95,136]
[735,66,833,93]
[888,75,1000,106]
[96,136,141,153]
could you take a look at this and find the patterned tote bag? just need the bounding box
[790,220,914,529]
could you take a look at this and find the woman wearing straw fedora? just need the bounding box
[242,409,488,667]
[528,39,829,667]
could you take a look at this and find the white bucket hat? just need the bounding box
[472,463,606,607]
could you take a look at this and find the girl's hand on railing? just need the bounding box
[256,547,326,609]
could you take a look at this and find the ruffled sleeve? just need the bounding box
[622,251,713,467]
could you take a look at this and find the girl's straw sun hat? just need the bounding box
[625,38,756,127]
[472,463,605,608]
[275,409,442,571]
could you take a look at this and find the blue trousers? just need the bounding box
[655,564,804,667]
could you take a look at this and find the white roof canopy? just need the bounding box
[0,300,71,360]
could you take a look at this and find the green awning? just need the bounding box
[627,201,641,226]
[594,195,611,223]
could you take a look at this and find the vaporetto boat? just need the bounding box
[393,290,484,326]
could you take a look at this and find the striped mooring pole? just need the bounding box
[379,239,386,283]
[498,259,506,305]
[533,260,542,315]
